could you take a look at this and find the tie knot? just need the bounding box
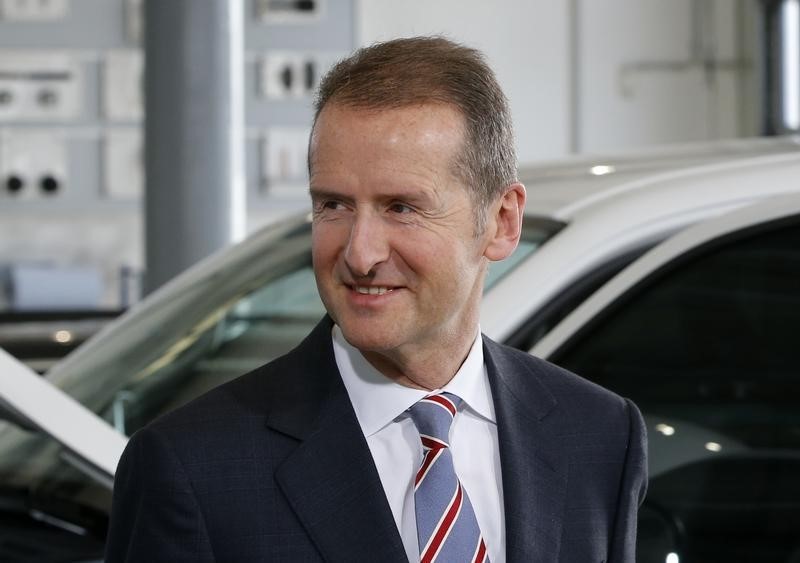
[408,392,461,448]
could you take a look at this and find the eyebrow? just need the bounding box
[309,187,352,203]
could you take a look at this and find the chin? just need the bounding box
[337,321,404,353]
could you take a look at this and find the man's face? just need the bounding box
[309,103,492,360]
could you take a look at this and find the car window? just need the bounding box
[504,245,651,351]
[549,218,800,562]
[107,263,326,435]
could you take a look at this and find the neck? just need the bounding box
[361,327,479,390]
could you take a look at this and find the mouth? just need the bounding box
[351,285,395,295]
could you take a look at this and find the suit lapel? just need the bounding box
[269,318,407,563]
[484,338,568,563]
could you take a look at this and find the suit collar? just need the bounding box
[268,316,408,562]
[484,337,568,563]
[264,316,338,440]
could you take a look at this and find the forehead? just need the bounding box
[309,103,467,171]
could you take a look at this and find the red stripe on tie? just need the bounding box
[421,484,463,563]
[424,394,457,417]
[420,435,448,450]
[415,448,442,488]
[472,538,488,563]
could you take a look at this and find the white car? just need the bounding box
[1,137,800,562]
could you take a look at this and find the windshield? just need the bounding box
[550,217,800,561]
[0,214,559,556]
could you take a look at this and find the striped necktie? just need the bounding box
[408,392,489,563]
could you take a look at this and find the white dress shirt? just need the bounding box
[332,325,506,563]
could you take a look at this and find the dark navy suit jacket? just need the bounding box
[105,317,647,562]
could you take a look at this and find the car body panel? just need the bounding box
[0,347,125,485]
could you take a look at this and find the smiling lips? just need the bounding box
[353,285,395,295]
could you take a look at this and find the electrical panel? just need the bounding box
[0,0,354,311]
[0,51,82,121]
[103,128,142,200]
[261,127,311,195]
[103,50,143,121]
[254,0,325,24]
[0,0,68,21]
[0,129,67,199]
[258,50,344,100]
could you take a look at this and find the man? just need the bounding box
[106,37,647,562]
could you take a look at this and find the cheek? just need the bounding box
[310,245,323,277]
[396,238,468,290]
[312,227,340,266]
[439,243,486,296]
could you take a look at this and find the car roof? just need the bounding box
[520,135,800,216]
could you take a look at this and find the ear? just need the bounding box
[483,182,526,261]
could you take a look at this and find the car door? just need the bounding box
[530,194,800,563]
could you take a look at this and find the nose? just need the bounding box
[344,212,390,277]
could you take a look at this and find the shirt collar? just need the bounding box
[332,325,496,438]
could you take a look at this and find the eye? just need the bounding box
[315,199,346,212]
[388,202,414,214]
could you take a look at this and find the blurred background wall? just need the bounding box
[0,0,766,312]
